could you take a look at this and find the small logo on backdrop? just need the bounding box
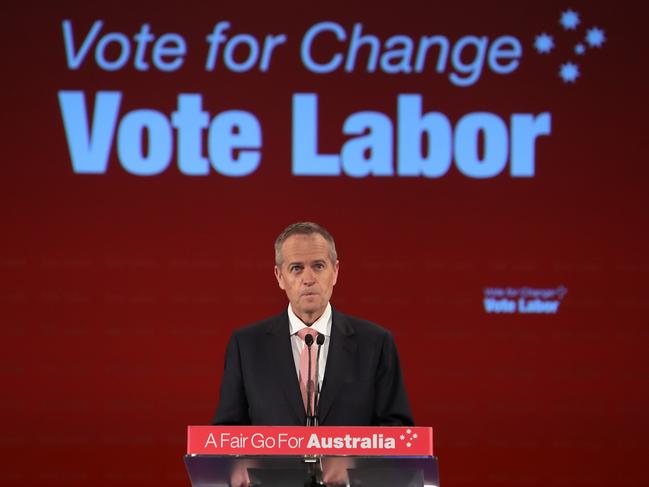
[533,8,606,83]
[483,286,568,314]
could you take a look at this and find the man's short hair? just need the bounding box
[274,222,338,266]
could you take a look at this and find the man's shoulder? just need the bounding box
[332,309,392,339]
[231,311,287,339]
[229,308,393,340]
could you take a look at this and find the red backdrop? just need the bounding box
[2,1,648,486]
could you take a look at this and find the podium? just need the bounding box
[185,426,440,486]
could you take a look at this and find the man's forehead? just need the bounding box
[280,234,332,260]
[286,256,328,265]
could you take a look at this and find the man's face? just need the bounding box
[274,233,339,324]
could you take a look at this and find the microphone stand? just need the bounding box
[313,333,325,426]
[305,334,314,427]
[303,332,326,487]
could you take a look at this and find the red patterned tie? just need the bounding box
[297,327,318,413]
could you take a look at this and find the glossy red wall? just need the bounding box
[2,1,648,486]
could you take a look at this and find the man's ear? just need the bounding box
[332,260,339,286]
[274,265,285,290]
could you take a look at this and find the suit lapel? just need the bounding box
[266,312,306,425]
[317,310,357,424]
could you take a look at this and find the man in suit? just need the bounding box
[213,222,413,426]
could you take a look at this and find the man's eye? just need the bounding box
[290,266,301,272]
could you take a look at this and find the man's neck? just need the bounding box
[296,311,320,326]
[290,305,327,327]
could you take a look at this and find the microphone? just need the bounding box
[304,333,326,487]
[304,333,314,426]
[313,333,325,426]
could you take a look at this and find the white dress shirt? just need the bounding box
[288,302,331,388]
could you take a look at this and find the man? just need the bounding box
[213,222,413,426]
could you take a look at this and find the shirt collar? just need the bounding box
[287,302,332,337]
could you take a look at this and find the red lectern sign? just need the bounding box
[187,426,433,456]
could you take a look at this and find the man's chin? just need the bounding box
[299,294,321,307]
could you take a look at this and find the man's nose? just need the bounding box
[302,268,316,285]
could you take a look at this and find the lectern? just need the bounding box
[185,426,439,486]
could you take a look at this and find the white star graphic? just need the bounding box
[560,9,580,30]
[406,442,412,447]
[534,33,555,54]
[400,435,405,440]
[559,62,580,83]
[585,27,606,48]
[413,433,418,439]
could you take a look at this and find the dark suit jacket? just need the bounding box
[212,308,414,426]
